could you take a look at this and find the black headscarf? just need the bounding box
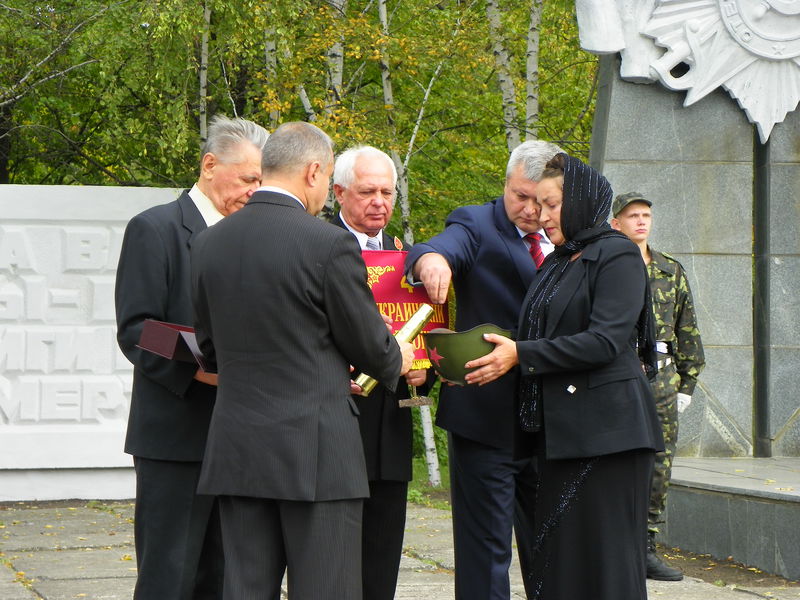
[518,153,657,432]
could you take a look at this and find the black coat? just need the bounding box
[116,191,216,461]
[191,191,403,501]
[331,212,414,482]
[515,236,664,460]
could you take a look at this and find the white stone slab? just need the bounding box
[1,185,180,499]
[0,467,135,501]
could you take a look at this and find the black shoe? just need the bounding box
[646,551,684,581]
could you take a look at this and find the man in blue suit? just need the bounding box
[405,140,561,600]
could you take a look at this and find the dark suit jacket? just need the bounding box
[405,197,537,450]
[116,191,216,461]
[515,236,665,460]
[191,191,403,501]
[331,212,413,482]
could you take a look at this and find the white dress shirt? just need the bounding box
[339,213,383,251]
[188,184,225,227]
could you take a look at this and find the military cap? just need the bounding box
[612,191,652,217]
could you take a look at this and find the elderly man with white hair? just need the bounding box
[330,145,429,600]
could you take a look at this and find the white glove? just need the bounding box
[677,393,692,413]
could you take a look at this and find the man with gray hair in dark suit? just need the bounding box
[191,121,415,599]
[116,114,269,599]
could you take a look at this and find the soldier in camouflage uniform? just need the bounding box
[611,192,705,582]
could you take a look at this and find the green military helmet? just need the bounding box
[423,323,512,386]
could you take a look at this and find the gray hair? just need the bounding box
[261,121,334,175]
[333,146,397,189]
[505,140,564,182]
[201,114,270,163]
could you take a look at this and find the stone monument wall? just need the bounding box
[766,115,800,456]
[0,185,179,500]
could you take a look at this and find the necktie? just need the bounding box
[525,233,544,267]
[366,236,381,251]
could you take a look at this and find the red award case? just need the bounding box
[136,319,215,373]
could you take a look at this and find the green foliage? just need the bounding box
[1,1,596,218]
[538,2,597,157]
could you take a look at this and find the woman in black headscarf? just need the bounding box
[466,153,664,599]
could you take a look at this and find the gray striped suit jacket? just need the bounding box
[191,190,402,501]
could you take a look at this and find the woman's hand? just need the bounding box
[463,334,519,386]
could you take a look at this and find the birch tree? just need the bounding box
[525,0,543,140]
[325,0,347,115]
[263,32,281,129]
[486,0,520,151]
[198,1,211,141]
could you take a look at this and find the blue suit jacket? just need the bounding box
[405,197,537,449]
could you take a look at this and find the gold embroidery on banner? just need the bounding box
[366,265,396,288]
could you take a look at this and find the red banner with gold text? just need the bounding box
[361,250,447,370]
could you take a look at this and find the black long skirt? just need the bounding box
[522,437,654,600]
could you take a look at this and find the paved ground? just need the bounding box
[1,499,799,599]
[671,457,800,501]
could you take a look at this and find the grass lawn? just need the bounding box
[407,457,451,510]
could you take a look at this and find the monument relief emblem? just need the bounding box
[718,0,800,58]
[643,0,800,141]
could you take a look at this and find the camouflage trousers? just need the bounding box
[648,361,680,534]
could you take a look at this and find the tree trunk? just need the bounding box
[264,30,281,129]
[326,0,347,114]
[486,0,520,151]
[378,0,441,488]
[378,0,396,133]
[296,81,316,122]
[199,1,211,142]
[420,404,441,487]
[525,0,542,140]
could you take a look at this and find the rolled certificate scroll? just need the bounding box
[354,303,435,397]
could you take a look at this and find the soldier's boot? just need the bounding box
[646,532,683,581]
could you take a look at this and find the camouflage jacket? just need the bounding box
[647,248,705,395]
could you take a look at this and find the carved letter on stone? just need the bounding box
[0,228,34,270]
[64,229,110,271]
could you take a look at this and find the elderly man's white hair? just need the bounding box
[201,114,269,164]
[334,146,398,190]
